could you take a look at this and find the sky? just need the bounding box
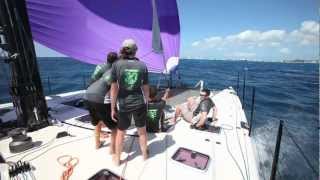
[34,0,319,61]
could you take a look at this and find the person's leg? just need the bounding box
[86,100,103,149]
[133,106,148,160]
[113,129,125,166]
[95,121,102,149]
[195,113,207,128]
[172,106,182,123]
[113,111,130,166]
[109,129,117,154]
[137,127,148,160]
[99,122,109,139]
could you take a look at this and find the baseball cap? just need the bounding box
[122,39,137,51]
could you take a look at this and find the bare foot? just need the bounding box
[95,140,105,149]
[95,142,102,149]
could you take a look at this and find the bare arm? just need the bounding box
[111,82,119,121]
[196,111,208,128]
[142,84,150,102]
[161,88,170,101]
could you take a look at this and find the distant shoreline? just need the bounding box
[180,58,319,64]
[34,57,319,64]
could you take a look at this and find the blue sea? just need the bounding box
[0,58,319,180]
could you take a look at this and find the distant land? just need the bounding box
[282,59,319,64]
[181,58,319,63]
[3,56,317,64]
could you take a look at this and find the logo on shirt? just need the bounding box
[123,69,139,89]
[147,109,158,122]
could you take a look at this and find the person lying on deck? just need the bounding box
[172,88,217,129]
[146,86,170,133]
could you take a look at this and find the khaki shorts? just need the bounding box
[179,97,200,122]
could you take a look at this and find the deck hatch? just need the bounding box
[171,147,210,171]
[88,169,125,180]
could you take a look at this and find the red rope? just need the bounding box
[57,155,79,180]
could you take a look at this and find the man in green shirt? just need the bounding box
[110,39,149,166]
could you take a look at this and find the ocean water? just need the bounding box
[0,57,319,179]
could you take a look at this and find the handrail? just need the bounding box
[242,67,248,109]
[248,87,255,137]
[270,120,284,180]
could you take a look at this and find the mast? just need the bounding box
[0,0,49,130]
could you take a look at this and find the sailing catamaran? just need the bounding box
[0,0,261,179]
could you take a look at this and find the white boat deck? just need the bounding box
[0,88,259,180]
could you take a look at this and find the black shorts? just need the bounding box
[85,100,116,130]
[117,105,147,130]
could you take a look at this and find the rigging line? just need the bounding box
[21,172,27,180]
[13,7,43,118]
[13,8,34,86]
[235,92,251,180]
[140,51,153,59]
[29,169,36,180]
[26,135,92,162]
[284,126,319,175]
[231,93,250,180]
[161,54,170,88]
[19,137,56,161]
[14,8,38,82]
[61,121,139,137]
[222,129,246,180]
[62,118,82,137]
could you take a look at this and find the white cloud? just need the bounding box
[269,42,281,47]
[280,48,290,54]
[204,36,223,43]
[193,29,287,48]
[289,20,319,45]
[260,30,286,41]
[191,41,200,47]
[301,21,319,34]
[225,30,286,46]
[191,36,224,49]
[191,20,319,48]
[189,20,319,60]
[230,30,260,42]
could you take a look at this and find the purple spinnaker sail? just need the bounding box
[26,0,180,73]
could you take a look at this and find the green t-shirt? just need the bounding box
[90,62,110,84]
[84,69,112,104]
[111,59,148,112]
